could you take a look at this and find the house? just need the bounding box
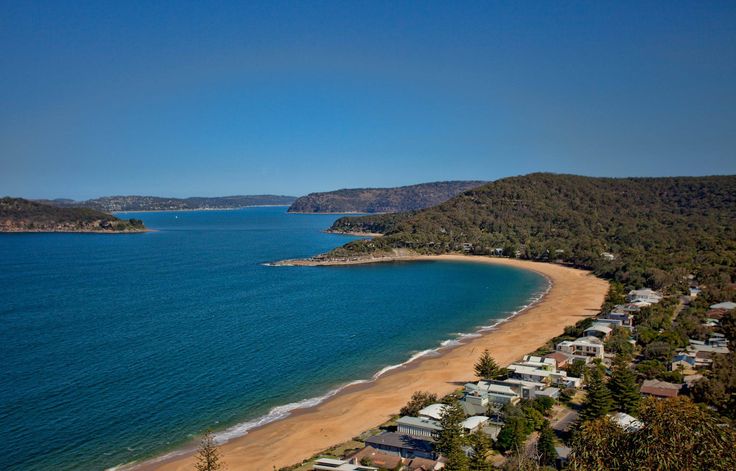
[397,416,442,439]
[418,404,446,421]
[627,288,662,305]
[543,351,573,368]
[689,287,701,298]
[600,252,615,261]
[406,456,446,471]
[602,311,635,327]
[519,355,558,370]
[671,353,696,374]
[609,412,643,432]
[347,447,402,470]
[640,379,682,398]
[460,416,489,433]
[313,457,378,471]
[365,432,435,459]
[582,323,613,339]
[556,336,605,360]
[506,363,581,388]
[710,301,736,310]
[462,381,520,414]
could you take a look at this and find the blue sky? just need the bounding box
[2,1,735,199]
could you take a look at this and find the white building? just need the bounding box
[418,403,447,421]
[461,416,490,433]
[556,336,605,360]
[396,416,442,439]
[627,288,662,305]
[313,457,378,471]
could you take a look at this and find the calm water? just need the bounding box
[0,207,545,470]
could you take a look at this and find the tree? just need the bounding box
[536,420,558,467]
[399,390,438,417]
[468,429,493,471]
[434,399,468,469]
[194,430,224,471]
[604,326,634,356]
[721,309,736,342]
[474,349,502,380]
[495,415,529,453]
[569,397,736,470]
[579,362,613,422]
[607,353,640,414]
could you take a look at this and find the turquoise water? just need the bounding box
[0,207,546,470]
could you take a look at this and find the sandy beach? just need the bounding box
[141,255,609,471]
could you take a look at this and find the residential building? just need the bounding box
[609,412,643,432]
[365,432,435,459]
[313,457,378,471]
[627,288,662,305]
[460,416,489,433]
[582,323,613,339]
[418,404,446,421]
[397,416,441,439]
[556,336,605,360]
[602,310,635,327]
[347,447,402,470]
[710,301,736,310]
[543,351,573,368]
[640,379,682,399]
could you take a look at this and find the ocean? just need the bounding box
[0,207,547,470]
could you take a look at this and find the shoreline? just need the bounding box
[128,255,608,471]
[112,205,292,214]
[323,229,384,237]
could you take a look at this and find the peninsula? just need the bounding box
[0,197,146,233]
[287,181,486,214]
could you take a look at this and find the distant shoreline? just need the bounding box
[0,228,151,234]
[131,255,608,471]
[113,205,291,214]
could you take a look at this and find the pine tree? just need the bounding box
[435,399,469,469]
[474,349,502,380]
[579,361,613,422]
[537,420,558,467]
[607,353,640,414]
[194,430,224,471]
[468,429,493,471]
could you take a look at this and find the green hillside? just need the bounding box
[329,173,736,292]
[0,197,146,232]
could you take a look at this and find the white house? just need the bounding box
[396,416,442,439]
[418,403,446,421]
[556,336,605,360]
[313,457,378,471]
[627,288,662,305]
[583,323,613,339]
[461,416,490,433]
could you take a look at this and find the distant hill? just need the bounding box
[287,181,487,214]
[328,173,736,290]
[43,195,297,212]
[1,197,146,233]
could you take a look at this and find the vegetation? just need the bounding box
[328,173,736,293]
[495,399,553,454]
[579,362,613,421]
[474,349,503,380]
[399,390,438,417]
[289,181,486,214]
[569,397,736,470]
[536,420,558,467]
[468,429,494,471]
[194,430,224,471]
[0,197,146,232]
[607,354,640,415]
[434,399,469,470]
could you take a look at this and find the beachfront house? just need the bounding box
[602,310,635,327]
[418,404,446,421]
[463,381,521,414]
[543,351,573,369]
[627,288,663,305]
[582,323,613,340]
[364,432,435,459]
[556,336,605,360]
[506,363,581,388]
[313,457,378,471]
[397,416,442,439]
[347,447,403,470]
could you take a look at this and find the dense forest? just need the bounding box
[287,180,486,213]
[42,194,296,212]
[0,197,146,232]
[329,173,736,292]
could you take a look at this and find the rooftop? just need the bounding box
[418,403,446,420]
[461,416,489,430]
[365,432,435,452]
[640,379,682,398]
[397,416,442,431]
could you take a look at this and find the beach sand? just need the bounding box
[142,255,609,471]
